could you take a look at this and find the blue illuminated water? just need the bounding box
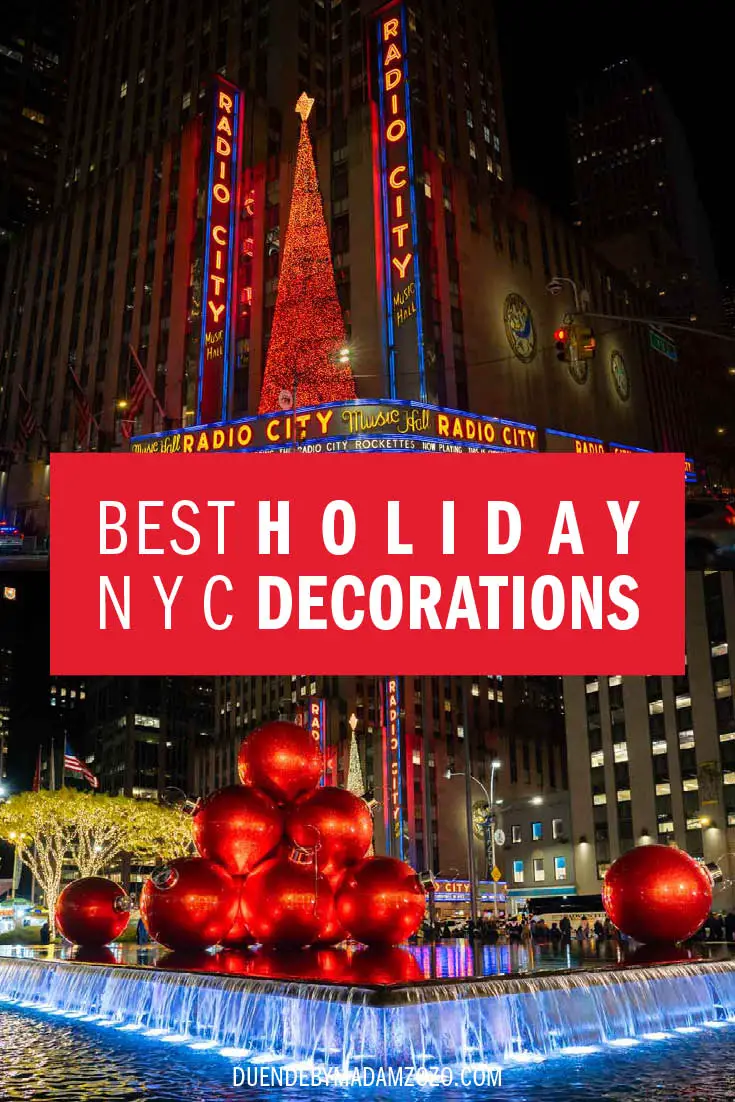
[1,942,735,1070]
[2,1001,735,1100]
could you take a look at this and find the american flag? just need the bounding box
[121,369,150,440]
[16,387,38,447]
[121,346,162,440]
[64,741,99,789]
[67,362,95,447]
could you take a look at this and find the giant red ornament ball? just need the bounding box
[602,844,713,944]
[286,787,373,875]
[336,856,426,946]
[55,877,131,947]
[140,857,239,951]
[238,721,322,804]
[219,876,254,948]
[239,852,334,947]
[192,785,283,876]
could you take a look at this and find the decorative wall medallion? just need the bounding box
[568,357,589,385]
[503,293,537,363]
[610,349,630,401]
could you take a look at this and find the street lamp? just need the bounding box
[446,760,501,918]
[546,276,589,313]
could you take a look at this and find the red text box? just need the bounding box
[50,452,684,675]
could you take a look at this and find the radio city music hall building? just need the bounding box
[0,0,718,895]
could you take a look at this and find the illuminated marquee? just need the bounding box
[130,398,697,481]
[545,429,606,455]
[373,0,426,401]
[131,398,539,454]
[197,78,243,425]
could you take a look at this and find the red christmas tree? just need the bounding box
[258,94,356,413]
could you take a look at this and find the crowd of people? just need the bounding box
[419,907,735,945]
[419,914,621,945]
[689,910,735,943]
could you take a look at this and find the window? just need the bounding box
[651,739,667,756]
[617,789,631,802]
[590,750,604,768]
[554,856,567,881]
[533,858,545,882]
[679,730,695,750]
[682,777,699,791]
[593,793,607,805]
[552,818,563,839]
[120,81,128,98]
[655,781,671,795]
[512,824,522,843]
[513,860,524,883]
[613,742,628,763]
[532,821,543,841]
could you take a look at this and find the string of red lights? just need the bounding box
[258,98,356,413]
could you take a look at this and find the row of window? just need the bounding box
[510,819,565,843]
[513,856,567,884]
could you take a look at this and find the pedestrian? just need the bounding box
[594,918,605,940]
[559,914,572,941]
[39,920,50,945]
[136,917,149,945]
[726,909,735,943]
[709,912,724,941]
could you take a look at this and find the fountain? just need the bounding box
[1,944,735,1068]
[2,723,734,1073]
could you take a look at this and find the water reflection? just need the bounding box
[1,939,733,987]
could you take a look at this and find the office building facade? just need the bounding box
[0,0,711,531]
[564,570,735,909]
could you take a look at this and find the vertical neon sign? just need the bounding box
[382,676,406,860]
[309,697,327,786]
[374,1,426,403]
[197,78,243,425]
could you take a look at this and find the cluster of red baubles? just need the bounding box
[56,722,426,952]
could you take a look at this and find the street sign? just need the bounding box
[493,829,506,847]
[649,328,678,361]
[491,866,502,882]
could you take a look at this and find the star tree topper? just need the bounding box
[296,92,315,121]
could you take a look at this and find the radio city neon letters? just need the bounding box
[197,79,242,424]
[374,1,426,400]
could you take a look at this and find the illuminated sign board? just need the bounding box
[131,398,539,454]
[197,78,243,425]
[373,1,426,402]
[382,676,406,860]
[545,429,606,455]
[131,398,696,481]
[308,697,327,787]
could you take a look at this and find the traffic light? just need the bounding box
[554,326,570,362]
[573,323,597,360]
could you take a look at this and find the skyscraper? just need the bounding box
[564,571,735,909]
[569,58,721,324]
[0,1,72,274]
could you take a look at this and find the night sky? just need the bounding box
[496,0,733,285]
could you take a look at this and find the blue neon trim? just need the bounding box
[132,396,540,441]
[376,21,396,398]
[545,428,604,445]
[196,90,218,424]
[608,442,654,453]
[400,4,426,402]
